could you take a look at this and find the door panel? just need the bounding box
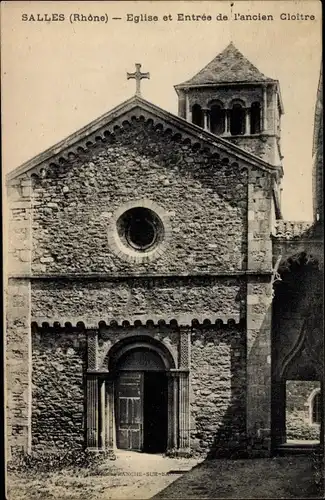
[116,372,143,450]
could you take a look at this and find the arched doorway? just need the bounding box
[271,252,323,452]
[85,333,190,456]
[114,348,168,453]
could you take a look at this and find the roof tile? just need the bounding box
[177,42,275,86]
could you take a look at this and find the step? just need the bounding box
[276,442,320,456]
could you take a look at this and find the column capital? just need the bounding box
[167,368,189,377]
[87,369,110,376]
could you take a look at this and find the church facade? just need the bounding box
[6,44,323,460]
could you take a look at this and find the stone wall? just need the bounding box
[31,330,86,452]
[6,279,31,459]
[30,277,244,325]
[227,135,279,165]
[31,120,249,276]
[7,107,279,459]
[6,178,33,458]
[190,326,246,456]
[286,380,321,441]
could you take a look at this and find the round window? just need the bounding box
[117,207,164,253]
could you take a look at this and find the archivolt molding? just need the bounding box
[100,333,177,372]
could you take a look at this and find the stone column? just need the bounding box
[105,377,116,455]
[245,109,250,135]
[224,109,230,136]
[262,85,268,132]
[167,372,178,453]
[6,177,33,459]
[185,92,192,123]
[86,330,100,451]
[202,108,209,131]
[86,376,99,450]
[100,378,106,449]
[178,371,190,454]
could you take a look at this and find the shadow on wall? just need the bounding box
[31,328,87,453]
[190,323,247,459]
[271,251,324,449]
[207,329,247,458]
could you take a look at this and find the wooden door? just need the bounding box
[116,372,144,450]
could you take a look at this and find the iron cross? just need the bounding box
[127,63,150,97]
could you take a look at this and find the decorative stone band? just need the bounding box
[273,220,314,239]
[31,314,243,331]
[6,97,282,186]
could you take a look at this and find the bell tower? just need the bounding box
[174,43,284,167]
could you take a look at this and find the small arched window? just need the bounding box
[230,102,245,135]
[250,102,261,134]
[192,104,204,128]
[210,103,225,135]
[311,390,321,424]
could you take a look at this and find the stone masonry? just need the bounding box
[6,108,278,458]
[7,44,321,461]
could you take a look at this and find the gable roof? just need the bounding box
[7,94,282,184]
[175,42,276,88]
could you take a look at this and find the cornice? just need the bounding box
[31,316,245,331]
[8,270,273,280]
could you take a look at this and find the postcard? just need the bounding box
[2,1,323,499]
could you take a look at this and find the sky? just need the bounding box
[2,0,322,220]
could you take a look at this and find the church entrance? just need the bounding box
[115,348,168,453]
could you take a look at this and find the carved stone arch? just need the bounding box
[273,251,320,302]
[229,98,246,108]
[106,334,177,372]
[307,388,322,426]
[272,250,322,382]
[90,332,190,456]
[207,98,224,108]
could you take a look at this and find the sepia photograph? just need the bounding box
[2,0,323,498]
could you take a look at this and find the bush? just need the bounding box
[7,449,115,475]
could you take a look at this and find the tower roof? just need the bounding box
[176,42,276,88]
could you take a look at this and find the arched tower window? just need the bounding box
[210,103,225,135]
[230,102,245,135]
[250,102,261,134]
[192,104,204,128]
[311,390,321,424]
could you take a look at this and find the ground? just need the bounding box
[7,453,322,500]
